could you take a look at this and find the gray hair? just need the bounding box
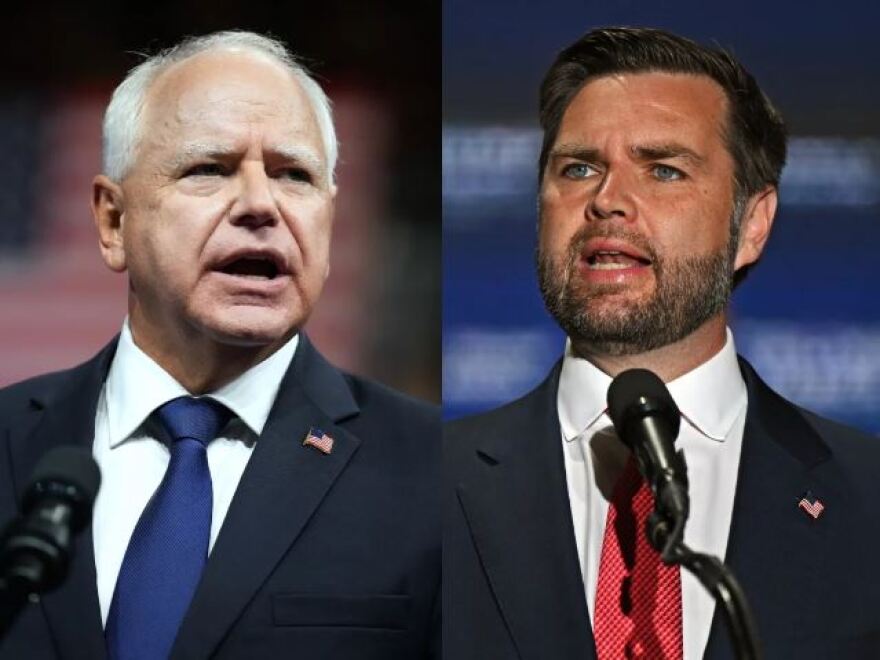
[101,30,337,182]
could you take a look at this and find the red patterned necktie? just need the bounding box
[594,456,683,659]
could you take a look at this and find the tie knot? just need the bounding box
[155,396,232,447]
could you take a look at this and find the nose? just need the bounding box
[587,169,636,222]
[230,165,279,228]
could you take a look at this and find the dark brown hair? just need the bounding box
[538,27,787,202]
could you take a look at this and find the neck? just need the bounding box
[127,309,288,395]
[571,314,728,382]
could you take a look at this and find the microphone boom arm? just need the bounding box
[648,511,763,660]
[608,369,762,660]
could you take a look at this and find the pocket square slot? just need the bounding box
[272,594,411,629]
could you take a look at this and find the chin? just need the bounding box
[195,307,303,349]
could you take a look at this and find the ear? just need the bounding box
[734,186,777,271]
[324,185,337,280]
[92,175,127,272]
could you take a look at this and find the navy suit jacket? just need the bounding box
[0,336,440,659]
[445,358,880,658]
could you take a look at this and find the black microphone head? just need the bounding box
[607,368,681,447]
[23,447,101,532]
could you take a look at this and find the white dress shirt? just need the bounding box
[558,328,747,660]
[92,320,299,625]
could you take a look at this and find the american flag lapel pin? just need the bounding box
[797,490,825,520]
[303,427,334,455]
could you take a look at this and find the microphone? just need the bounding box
[0,447,101,637]
[608,370,763,657]
[607,368,689,555]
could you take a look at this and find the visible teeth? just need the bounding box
[589,262,633,270]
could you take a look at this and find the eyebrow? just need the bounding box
[268,145,325,174]
[169,142,326,178]
[633,143,706,167]
[549,144,602,163]
[549,142,706,167]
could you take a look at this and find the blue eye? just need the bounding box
[653,165,684,181]
[562,163,598,179]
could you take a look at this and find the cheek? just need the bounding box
[539,211,579,258]
[123,208,204,291]
[653,192,732,253]
[308,213,333,258]
[539,187,573,249]
[285,198,333,265]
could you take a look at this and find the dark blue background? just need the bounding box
[443,1,880,433]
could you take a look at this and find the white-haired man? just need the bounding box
[0,31,439,660]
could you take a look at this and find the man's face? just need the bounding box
[537,72,745,355]
[109,51,334,352]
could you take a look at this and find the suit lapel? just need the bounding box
[171,336,361,659]
[8,342,117,660]
[455,365,596,660]
[704,359,835,658]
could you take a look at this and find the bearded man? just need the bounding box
[445,27,880,660]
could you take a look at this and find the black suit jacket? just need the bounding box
[0,336,440,659]
[445,358,880,658]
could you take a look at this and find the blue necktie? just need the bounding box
[106,396,232,660]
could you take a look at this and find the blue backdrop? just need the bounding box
[443,1,880,433]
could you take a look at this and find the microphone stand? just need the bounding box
[607,370,760,658]
[648,506,762,660]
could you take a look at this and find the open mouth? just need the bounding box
[217,256,281,280]
[585,250,652,270]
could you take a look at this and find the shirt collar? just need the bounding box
[104,319,299,448]
[558,340,613,442]
[667,328,746,441]
[557,327,746,443]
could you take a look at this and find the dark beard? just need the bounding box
[536,225,736,356]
